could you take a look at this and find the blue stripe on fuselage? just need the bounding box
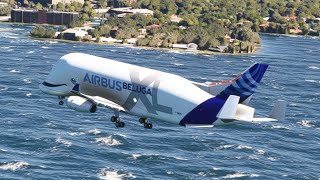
[179,97,225,126]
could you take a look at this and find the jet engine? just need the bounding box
[66,96,97,113]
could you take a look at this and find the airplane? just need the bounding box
[39,53,286,129]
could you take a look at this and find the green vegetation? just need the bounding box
[30,25,55,38]
[128,0,320,36]
[0,6,11,16]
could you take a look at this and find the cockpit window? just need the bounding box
[42,81,67,87]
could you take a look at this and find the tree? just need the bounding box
[35,2,42,10]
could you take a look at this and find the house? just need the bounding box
[127,38,137,44]
[109,7,153,17]
[172,43,198,50]
[0,2,7,7]
[62,28,88,40]
[97,37,122,43]
[170,14,182,23]
[187,43,198,50]
[289,28,302,34]
[172,44,188,49]
[137,28,146,38]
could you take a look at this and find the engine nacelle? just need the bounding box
[66,96,97,113]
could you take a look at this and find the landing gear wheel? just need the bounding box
[115,121,125,128]
[144,123,152,129]
[139,118,146,124]
[59,101,64,105]
[111,116,119,122]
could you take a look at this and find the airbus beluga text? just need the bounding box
[39,53,286,129]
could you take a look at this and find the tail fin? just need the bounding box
[216,63,268,103]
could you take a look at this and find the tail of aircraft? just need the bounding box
[215,63,268,103]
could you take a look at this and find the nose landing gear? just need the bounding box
[58,96,65,105]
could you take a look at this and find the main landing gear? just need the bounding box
[139,118,152,129]
[58,96,65,105]
[111,116,125,128]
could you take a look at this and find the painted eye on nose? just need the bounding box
[71,78,77,84]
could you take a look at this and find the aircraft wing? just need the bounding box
[71,84,126,112]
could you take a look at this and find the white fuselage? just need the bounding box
[40,53,215,125]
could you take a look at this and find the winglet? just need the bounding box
[269,100,286,121]
[72,83,80,92]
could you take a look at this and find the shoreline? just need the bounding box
[31,37,258,56]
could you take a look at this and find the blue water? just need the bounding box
[0,23,319,179]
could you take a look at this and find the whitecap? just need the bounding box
[131,154,141,160]
[267,157,278,161]
[98,168,135,180]
[26,93,32,97]
[0,85,8,91]
[27,51,34,54]
[0,161,29,171]
[56,137,72,147]
[308,66,319,70]
[23,79,32,84]
[166,170,174,175]
[212,167,221,171]
[174,156,188,161]
[305,79,317,83]
[173,62,184,66]
[255,149,266,155]
[48,41,58,44]
[68,132,85,136]
[248,155,259,160]
[222,173,249,179]
[218,144,234,150]
[95,136,122,146]
[271,125,290,130]
[41,46,49,49]
[10,69,20,73]
[88,128,101,135]
[236,145,253,150]
[297,120,315,128]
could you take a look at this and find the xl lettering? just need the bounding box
[122,68,172,115]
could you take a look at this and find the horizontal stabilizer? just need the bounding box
[269,100,287,121]
[217,95,240,120]
[252,117,278,122]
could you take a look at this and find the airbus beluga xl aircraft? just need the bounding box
[39,53,286,129]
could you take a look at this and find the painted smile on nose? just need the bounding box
[42,81,67,87]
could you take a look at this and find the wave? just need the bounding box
[56,137,72,147]
[23,79,32,84]
[95,135,122,146]
[26,92,32,97]
[297,120,315,128]
[0,161,29,171]
[98,168,136,180]
[221,172,258,179]
[0,85,8,91]
[88,128,101,135]
[271,125,290,130]
[308,66,319,70]
[9,69,20,73]
[27,51,34,54]
[236,145,253,150]
[68,132,85,136]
